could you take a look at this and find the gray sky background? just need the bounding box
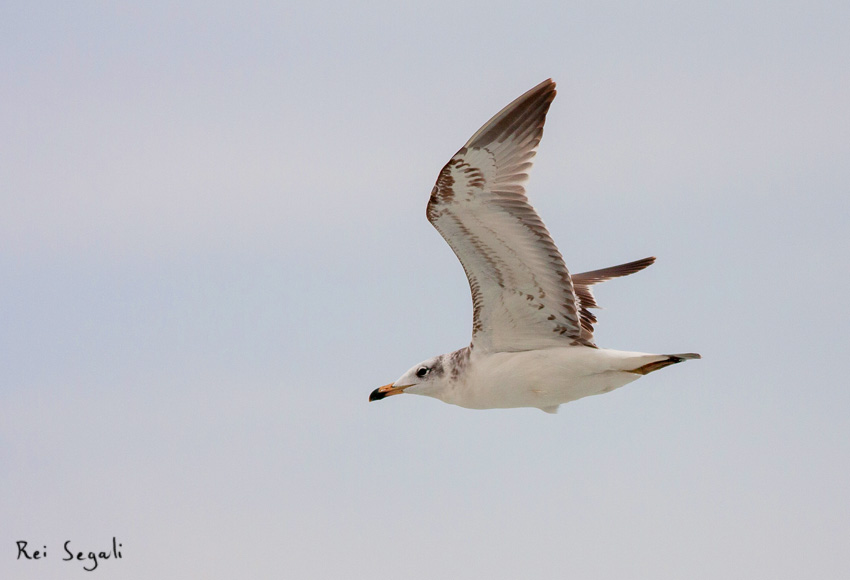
[2,1,849,578]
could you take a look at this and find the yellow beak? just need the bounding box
[369,383,410,402]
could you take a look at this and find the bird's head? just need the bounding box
[369,355,446,402]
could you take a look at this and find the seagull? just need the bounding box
[369,79,699,413]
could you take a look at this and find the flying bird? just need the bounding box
[370,79,699,413]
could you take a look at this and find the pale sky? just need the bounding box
[2,1,849,578]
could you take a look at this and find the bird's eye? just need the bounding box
[416,367,429,378]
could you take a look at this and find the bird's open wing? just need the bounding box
[426,79,588,352]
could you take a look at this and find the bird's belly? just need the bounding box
[452,347,642,410]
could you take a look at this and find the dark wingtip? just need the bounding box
[465,78,557,150]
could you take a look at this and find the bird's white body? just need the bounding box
[443,347,659,412]
[405,346,675,413]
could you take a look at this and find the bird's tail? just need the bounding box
[627,352,701,375]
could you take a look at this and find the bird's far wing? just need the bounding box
[426,79,587,352]
[571,256,656,343]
